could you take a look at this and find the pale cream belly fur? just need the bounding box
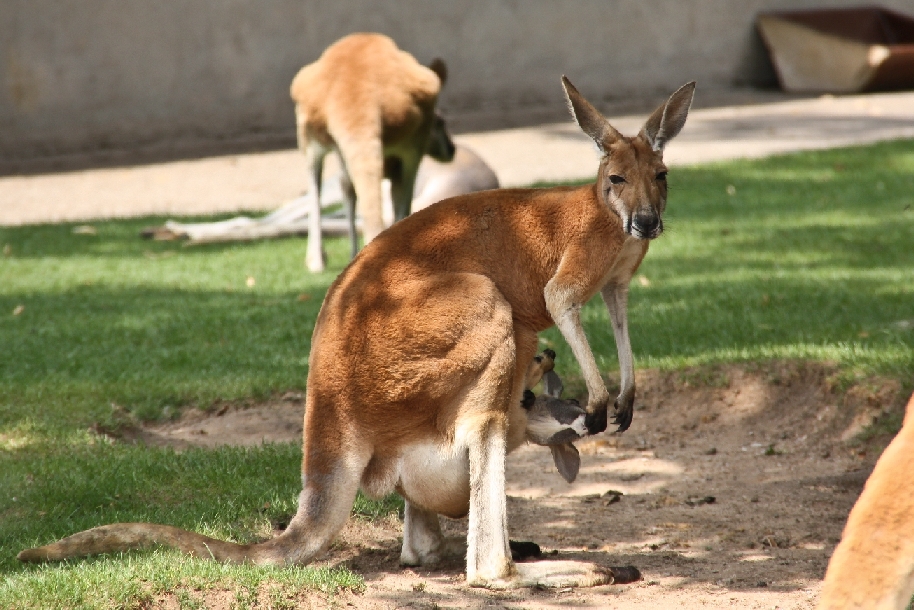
[360,405,530,519]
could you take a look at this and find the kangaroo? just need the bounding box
[819,391,914,609]
[375,143,501,229]
[409,144,500,214]
[19,77,695,589]
[291,33,456,273]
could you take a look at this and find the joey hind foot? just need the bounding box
[509,540,541,562]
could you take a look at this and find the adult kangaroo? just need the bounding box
[291,33,456,273]
[19,77,695,589]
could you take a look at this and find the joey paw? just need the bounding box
[584,392,609,434]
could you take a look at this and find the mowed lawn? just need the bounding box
[1,140,913,608]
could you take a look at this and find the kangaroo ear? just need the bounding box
[562,76,621,153]
[640,81,696,152]
[428,58,448,86]
[542,370,564,399]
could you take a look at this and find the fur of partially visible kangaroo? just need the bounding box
[19,77,695,589]
[291,33,456,273]
[818,392,914,609]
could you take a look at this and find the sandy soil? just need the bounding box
[133,362,906,609]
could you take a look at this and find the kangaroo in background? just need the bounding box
[371,143,500,227]
[20,77,695,589]
[291,33,456,273]
[409,144,499,213]
[818,391,914,609]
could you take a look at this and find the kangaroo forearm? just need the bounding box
[548,303,610,410]
[601,284,635,397]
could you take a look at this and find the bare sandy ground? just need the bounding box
[131,362,906,609]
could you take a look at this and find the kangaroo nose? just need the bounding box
[632,210,660,238]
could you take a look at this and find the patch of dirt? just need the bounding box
[137,392,306,449]
[132,362,908,609]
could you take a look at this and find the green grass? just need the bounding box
[2,140,914,607]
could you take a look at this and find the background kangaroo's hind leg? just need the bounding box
[336,136,385,247]
[338,168,358,260]
[301,140,328,273]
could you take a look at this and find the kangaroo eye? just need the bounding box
[656,171,668,181]
[609,175,626,185]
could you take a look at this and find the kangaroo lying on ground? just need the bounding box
[818,391,914,609]
[408,144,499,214]
[19,76,695,588]
[139,144,497,245]
[291,33,456,273]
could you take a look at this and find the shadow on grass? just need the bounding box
[0,214,306,260]
[0,441,304,573]
[0,285,329,427]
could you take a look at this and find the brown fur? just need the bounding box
[291,33,454,273]
[19,78,695,589]
[819,392,914,609]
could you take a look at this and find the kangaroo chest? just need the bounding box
[600,236,650,288]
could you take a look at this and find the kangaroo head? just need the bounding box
[426,111,456,162]
[562,77,695,240]
[424,58,456,163]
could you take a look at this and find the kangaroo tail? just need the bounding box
[20,423,367,566]
[17,522,296,565]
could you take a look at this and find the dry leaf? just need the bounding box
[246,276,256,287]
[297,293,311,301]
[12,305,24,316]
[638,276,651,287]
[72,225,97,235]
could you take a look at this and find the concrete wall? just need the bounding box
[3,0,914,171]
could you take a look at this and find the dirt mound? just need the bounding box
[129,362,906,609]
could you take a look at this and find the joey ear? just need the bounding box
[561,76,621,153]
[542,370,564,399]
[550,443,581,484]
[640,81,696,152]
[428,58,448,86]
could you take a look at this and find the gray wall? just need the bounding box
[3,0,914,171]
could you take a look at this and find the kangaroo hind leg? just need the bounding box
[260,438,369,566]
[335,135,385,248]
